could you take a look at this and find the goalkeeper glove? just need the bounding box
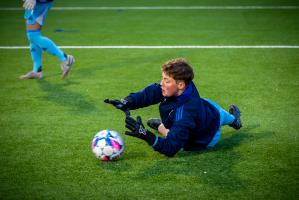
[104,98,132,115]
[23,0,36,10]
[125,115,156,145]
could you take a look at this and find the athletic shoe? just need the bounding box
[61,55,75,79]
[147,118,162,130]
[229,104,242,130]
[19,71,43,79]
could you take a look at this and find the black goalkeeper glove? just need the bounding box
[104,98,132,116]
[125,115,156,145]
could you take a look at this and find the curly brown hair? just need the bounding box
[161,58,194,85]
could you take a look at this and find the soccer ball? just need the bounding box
[91,129,124,161]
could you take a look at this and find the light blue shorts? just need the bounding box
[205,99,235,149]
[24,2,52,26]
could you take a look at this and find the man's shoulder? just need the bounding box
[144,83,162,93]
[180,95,204,117]
[185,93,202,106]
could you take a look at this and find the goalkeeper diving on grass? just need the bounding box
[105,58,242,157]
[20,0,74,79]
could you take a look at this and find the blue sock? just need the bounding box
[29,43,42,73]
[27,30,66,62]
[219,109,235,126]
[205,98,235,126]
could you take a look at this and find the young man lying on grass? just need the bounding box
[105,58,242,157]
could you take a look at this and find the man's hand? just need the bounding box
[125,116,156,145]
[23,0,36,10]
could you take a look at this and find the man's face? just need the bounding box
[160,72,180,97]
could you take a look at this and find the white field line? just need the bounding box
[1,45,299,49]
[1,6,299,11]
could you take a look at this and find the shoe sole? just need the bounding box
[147,118,162,130]
[229,105,241,118]
[62,55,75,79]
[19,72,43,80]
[229,104,242,129]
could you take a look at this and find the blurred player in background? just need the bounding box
[20,0,74,79]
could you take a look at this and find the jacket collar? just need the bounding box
[175,81,199,106]
[162,82,199,106]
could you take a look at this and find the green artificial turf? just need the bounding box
[0,0,298,199]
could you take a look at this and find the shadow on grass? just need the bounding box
[37,79,97,115]
[95,151,148,172]
[132,123,273,191]
[94,123,273,192]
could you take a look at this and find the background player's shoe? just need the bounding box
[61,55,75,79]
[229,104,242,130]
[19,71,43,80]
[147,118,162,130]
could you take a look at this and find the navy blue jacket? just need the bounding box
[126,82,220,157]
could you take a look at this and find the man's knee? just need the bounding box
[25,21,41,30]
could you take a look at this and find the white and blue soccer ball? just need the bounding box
[91,129,124,161]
